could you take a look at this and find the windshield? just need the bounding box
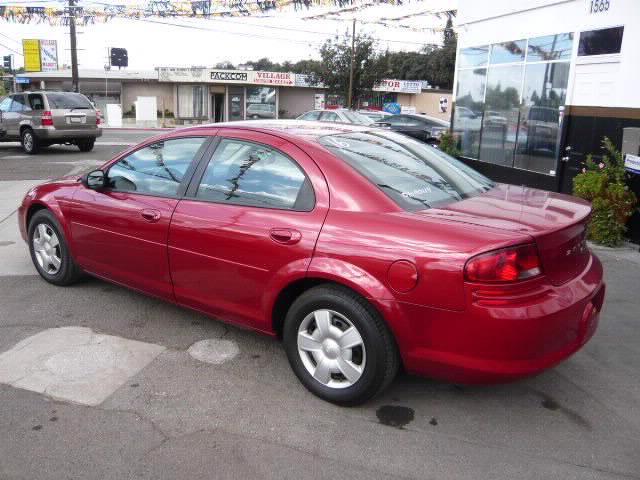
[319,130,494,211]
[46,92,93,110]
[341,111,374,125]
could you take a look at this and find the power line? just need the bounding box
[0,41,23,56]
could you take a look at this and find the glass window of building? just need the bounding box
[459,46,489,67]
[490,40,526,64]
[453,32,573,176]
[478,65,523,167]
[527,33,574,61]
[578,26,624,56]
[228,87,244,121]
[453,68,486,159]
[246,87,276,120]
[514,62,569,174]
[177,85,207,118]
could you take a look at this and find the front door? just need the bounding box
[69,135,211,299]
[1,95,25,138]
[211,94,224,123]
[168,130,329,331]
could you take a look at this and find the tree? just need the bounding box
[308,32,388,108]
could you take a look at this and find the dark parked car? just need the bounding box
[19,120,604,405]
[0,91,101,154]
[375,113,449,144]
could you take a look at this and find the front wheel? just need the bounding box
[21,128,40,154]
[28,209,83,286]
[283,285,400,406]
[77,138,95,152]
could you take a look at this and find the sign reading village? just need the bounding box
[158,67,296,86]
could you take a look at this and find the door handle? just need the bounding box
[140,209,161,222]
[269,228,302,245]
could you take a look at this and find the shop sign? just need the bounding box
[383,102,401,115]
[624,153,640,174]
[40,40,58,72]
[254,71,294,86]
[22,39,41,72]
[374,79,421,94]
[210,70,249,82]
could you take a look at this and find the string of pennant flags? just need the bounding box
[0,0,441,24]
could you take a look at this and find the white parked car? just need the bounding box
[297,109,374,126]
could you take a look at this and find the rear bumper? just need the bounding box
[33,127,102,140]
[396,253,605,384]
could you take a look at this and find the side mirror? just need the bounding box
[83,169,106,189]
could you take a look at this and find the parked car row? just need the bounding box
[296,109,450,145]
[0,91,102,154]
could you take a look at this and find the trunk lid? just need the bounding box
[422,184,591,286]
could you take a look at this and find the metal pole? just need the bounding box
[347,18,356,110]
[69,0,79,92]
[12,55,17,93]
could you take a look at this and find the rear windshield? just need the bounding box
[46,92,93,110]
[319,131,494,211]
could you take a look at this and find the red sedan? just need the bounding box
[18,121,605,405]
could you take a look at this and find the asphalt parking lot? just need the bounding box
[1,130,639,480]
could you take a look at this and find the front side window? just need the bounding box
[319,131,493,211]
[107,137,207,196]
[341,111,374,125]
[0,97,11,112]
[196,139,313,211]
[9,95,27,112]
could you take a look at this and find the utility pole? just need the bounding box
[347,18,356,110]
[68,0,79,92]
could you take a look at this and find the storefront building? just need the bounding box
[157,67,324,123]
[453,0,640,239]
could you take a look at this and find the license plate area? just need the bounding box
[66,116,86,124]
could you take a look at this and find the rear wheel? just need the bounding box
[283,284,399,406]
[28,210,83,286]
[21,128,40,154]
[77,138,95,152]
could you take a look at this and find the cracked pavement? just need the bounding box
[0,131,639,479]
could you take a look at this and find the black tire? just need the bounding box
[283,284,400,406]
[21,128,40,154]
[77,138,95,152]
[28,209,83,286]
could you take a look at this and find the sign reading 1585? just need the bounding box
[588,0,610,13]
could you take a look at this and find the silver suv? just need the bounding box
[0,91,102,154]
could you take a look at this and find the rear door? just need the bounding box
[168,129,330,331]
[45,92,97,133]
[69,135,212,299]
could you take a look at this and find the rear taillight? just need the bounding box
[96,110,101,125]
[464,244,542,283]
[41,111,53,127]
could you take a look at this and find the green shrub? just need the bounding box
[573,137,637,246]
[438,131,461,157]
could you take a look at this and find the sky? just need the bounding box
[0,0,457,71]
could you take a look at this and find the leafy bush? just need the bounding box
[438,131,461,157]
[573,137,637,246]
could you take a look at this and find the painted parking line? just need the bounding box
[0,327,165,406]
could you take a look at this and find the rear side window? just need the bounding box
[46,92,93,109]
[320,111,339,122]
[300,111,321,121]
[28,94,45,111]
[319,131,494,211]
[195,139,314,211]
[107,137,207,196]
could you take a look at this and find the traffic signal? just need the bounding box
[2,55,11,70]
[109,48,128,68]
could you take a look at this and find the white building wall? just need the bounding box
[456,0,640,108]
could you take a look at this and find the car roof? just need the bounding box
[179,119,371,141]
